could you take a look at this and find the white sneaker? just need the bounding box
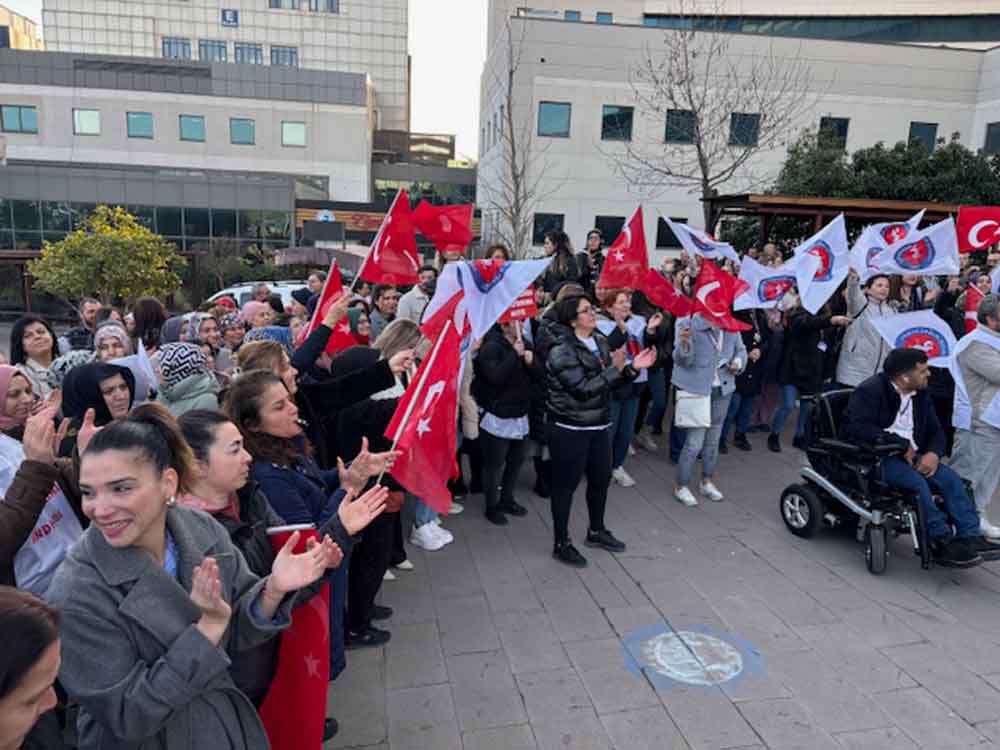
[981,517,1000,539]
[612,467,636,487]
[383,569,397,581]
[700,480,724,502]
[394,559,415,571]
[674,486,698,507]
[627,444,637,457]
[432,519,454,544]
[634,431,659,452]
[410,523,447,551]
[448,501,464,515]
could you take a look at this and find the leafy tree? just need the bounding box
[29,205,186,306]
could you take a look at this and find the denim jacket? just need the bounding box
[671,316,747,397]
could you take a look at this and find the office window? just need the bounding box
[564,10,581,20]
[596,11,613,24]
[594,215,625,241]
[601,105,633,141]
[179,114,205,142]
[230,118,255,145]
[73,109,100,136]
[729,112,760,147]
[162,37,191,60]
[665,109,695,143]
[234,43,263,65]
[538,101,571,138]
[269,0,299,7]
[271,46,299,66]
[0,105,38,133]
[126,111,153,139]
[909,121,938,151]
[986,123,1000,155]
[819,116,850,148]
[656,216,688,248]
[532,213,564,245]
[156,206,183,237]
[199,40,227,62]
[282,121,306,147]
[308,0,339,10]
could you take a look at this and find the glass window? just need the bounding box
[269,0,299,7]
[70,204,97,229]
[0,200,11,229]
[234,43,263,64]
[596,12,613,24]
[665,109,695,143]
[73,109,101,136]
[183,208,211,237]
[729,112,760,147]
[127,205,155,231]
[199,40,227,62]
[594,215,625,241]
[308,0,339,10]
[270,46,299,67]
[179,114,205,142]
[156,206,183,236]
[1,105,38,134]
[986,123,1000,155]
[819,116,850,149]
[538,101,571,138]
[282,121,306,147]
[532,213,564,245]
[230,118,255,145]
[238,210,264,239]
[909,121,938,151]
[260,211,290,240]
[162,37,191,60]
[656,216,688,248]
[601,105,633,141]
[126,111,153,139]
[11,201,40,231]
[40,201,71,233]
[211,208,237,237]
[564,10,581,20]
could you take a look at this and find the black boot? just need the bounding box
[768,433,781,453]
[734,432,752,451]
[718,437,729,454]
[533,458,551,498]
[466,437,484,494]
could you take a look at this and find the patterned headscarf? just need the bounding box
[220,312,243,333]
[243,326,294,355]
[93,323,134,357]
[47,349,96,390]
[156,343,209,388]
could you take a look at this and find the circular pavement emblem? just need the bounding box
[640,631,743,686]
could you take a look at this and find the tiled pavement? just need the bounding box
[326,435,1000,750]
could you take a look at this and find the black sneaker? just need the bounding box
[969,535,1000,553]
[371,604,393,621]
[497,499,528,517]
[585,528,626,553]
[345,625,391,649]
[323,718,339,741]
[933,537,983,568]
[734,433,752,451]
[553,542,588,568]
[718,438,729,455]
[485,508,509,526]
[792,435,808,450]
[767,434,781,453]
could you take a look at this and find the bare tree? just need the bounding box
[610,1,822,229]
[479,19,563,258]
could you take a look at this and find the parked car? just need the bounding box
[207,280,309,312]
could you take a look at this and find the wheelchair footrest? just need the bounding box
[979,548,1000,563]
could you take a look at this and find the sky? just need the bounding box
[5,0,486,160]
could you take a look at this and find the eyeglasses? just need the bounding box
[577,306,595,316]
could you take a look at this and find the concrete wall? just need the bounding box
[0,5,43,50]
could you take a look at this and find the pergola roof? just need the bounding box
[707,193,960,222]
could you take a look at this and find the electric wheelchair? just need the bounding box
[778,389,1000,574]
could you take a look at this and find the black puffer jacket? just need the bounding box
[528,309,566,442]
[545,330,635,428]
[473,325,532,419]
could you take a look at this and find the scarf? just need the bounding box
[156,343,208,388]
[0,365,27,431]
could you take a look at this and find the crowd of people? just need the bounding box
[3,225,1000,749]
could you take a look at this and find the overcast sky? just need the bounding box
[6,0,486,159]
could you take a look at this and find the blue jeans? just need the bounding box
[413,494,437,527]
[722,392,755,440]
[881,457,980,540]
[770,384,809,439]
[609,396,640,469]
[677,390,732,487]
[645,369,668,433]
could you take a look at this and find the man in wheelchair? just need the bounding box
[841,347,995,568]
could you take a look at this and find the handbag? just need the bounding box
[674,388,711,429]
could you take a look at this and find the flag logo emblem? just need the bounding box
[466,259,509,292]
[894,238,935,271]
[866,247,883,270]
[689,233,715,254]
[881,223,909,244]
[895,326,949,358]
[757,275,796,303]
[806,241,833,281]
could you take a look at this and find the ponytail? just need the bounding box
[84,402,196,491]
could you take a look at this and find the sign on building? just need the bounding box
[221,9,239,27]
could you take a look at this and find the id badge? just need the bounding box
[817,341,828,353]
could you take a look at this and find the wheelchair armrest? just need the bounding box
[815,437,866,455]
[865,441,909,458]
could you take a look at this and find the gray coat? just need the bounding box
[836,276,895,387]
[48,505,295,750]
[671,316,747,396]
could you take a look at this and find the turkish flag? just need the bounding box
[639,268,693,318]
[259,525,330,750]
[298,261,356,354]
[597,206,648,289]
[966,283,985,334]
[384,321,461,513]
[420,289,467,342]
[957,206,1000,253]
[692,261,751,332]
[412,201,474,255]
[358,189,421,285]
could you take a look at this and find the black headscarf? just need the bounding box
[62,362,136,425]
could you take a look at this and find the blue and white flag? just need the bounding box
[869,309,957,368]
[849,210,925,281]
[869,218,960,278]
[794,214,849,315]
[990,264,1000,295]
[734,256,802,311]
[664,217,741,265]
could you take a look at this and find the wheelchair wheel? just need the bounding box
[864,524,887,575]
[780,484,823,537]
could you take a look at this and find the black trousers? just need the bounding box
[480,430,529,510]
[347,511,395,633]
[546,423,613,545]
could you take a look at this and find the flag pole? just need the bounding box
[375,318,452,487]
[351,188,402,292]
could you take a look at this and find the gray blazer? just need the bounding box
[48,505,295,750]
[671,316,747,397]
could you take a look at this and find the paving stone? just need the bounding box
[837,604,924,650]
[641,577,719,621]
[482,580,544,614]
[386,683,461,750]
[793,623,918,694]
[327,647,386,748]
[873,687,993,749]
[737,697,837,749]
[602,604,664,638]
[494,609,571,675]
[385,621,447,690]
[515,667,593,724]
[531,713,614,750]
[446,650,527,731]
[600,706,691,750]
[658,685,759,750]
[461,724,538,750]
[564,638,660,714]
[833,726,921,750]
[538,583,616,643]
[435,594,501,655]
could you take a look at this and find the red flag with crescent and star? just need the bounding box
[411,201,474,255]
[957,206,1000,253]
[384,320,461,514]
[691,261,751,332]
[639,268,693,318]
[597,206,648,290]
[297,261,357,354]
[357,189,421,285]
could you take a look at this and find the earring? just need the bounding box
[166,495,176,507]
